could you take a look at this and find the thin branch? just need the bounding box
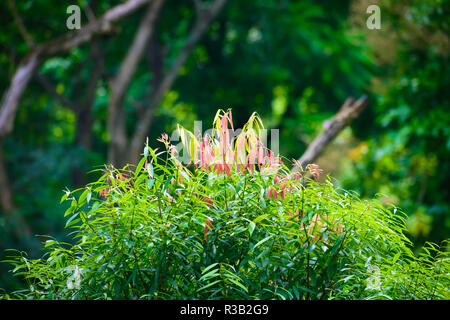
[83,0,99,24]
[107,0,165,166]
[72,55,93,102]
[193,0,202,15]
[7,0,34,47]
[36,74,78,111]
[83,39,105,110]
[109,0,165,110]
[127,34,166,117]
[0,50,41,137]
[0,0,152,138]
[293,96,369,171]
[36,33,104,113]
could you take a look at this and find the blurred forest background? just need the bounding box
[0,0,448,291]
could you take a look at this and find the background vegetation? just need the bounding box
[0,0,448,293]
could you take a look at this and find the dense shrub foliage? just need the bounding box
[2,111,449,300]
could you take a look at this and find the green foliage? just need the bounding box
[2,113,448,300]
[339,0,450,248]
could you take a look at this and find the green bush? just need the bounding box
[2,111,449,300]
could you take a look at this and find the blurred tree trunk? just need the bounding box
[74,1,102,153]
[0,139,15,212]
[0,139,31,238]
[72,39,104,187]
[108,0,165,168]
[36,37,104,188]
[128,0,228,164]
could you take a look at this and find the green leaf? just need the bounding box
[330,233,345,256]
[135,157,146,177]
[79,189,89,204]
[298,286,315,295]
[147,163,154,178]
[227,278,248,293]
[198,279,221,292]
[64,200,77,217]
[148,178,155,190]
[327,257,338,279]
[65,212,80,227]
[202,263,219,275]
[248,221,256,236]
[60,191,70,203]
[199,269,219,281]
[392,252,401,265]
[253,214,268,224]
[179,170,190,182]
[253,235,273,250]
[163,174,174,191]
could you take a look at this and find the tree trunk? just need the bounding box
[0,139,31,238]
[72,40,104,187]
[107,104,129,168]
[0,139,15,212]
[107,0,165,167]
[128,0,228,164]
